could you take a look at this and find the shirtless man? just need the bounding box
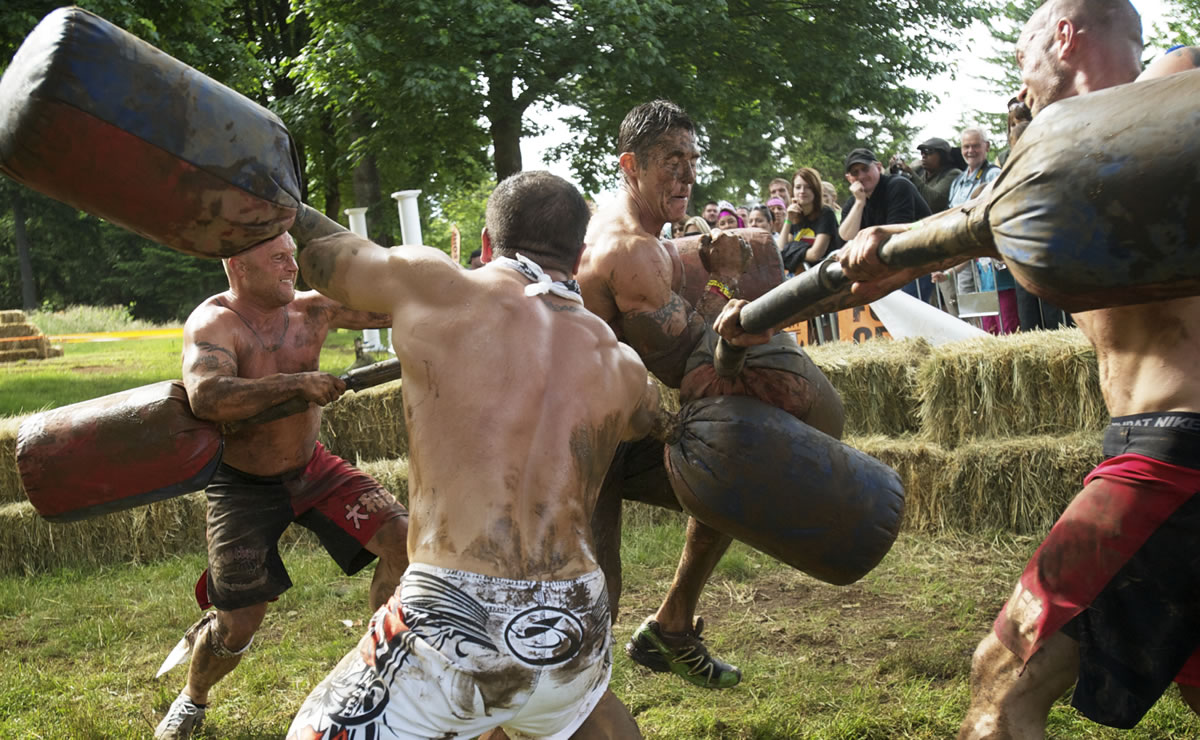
[826,2,1200,735]
[156,233,410,739]
[287,170,654,739]
[579,100,844,690]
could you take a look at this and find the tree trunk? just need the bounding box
[488,74,525,181]
[12,194,37,311]
[352,152,387,246]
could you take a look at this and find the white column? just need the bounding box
[344,207,388,352]
[391,190,423,245]
[345,207,368,238]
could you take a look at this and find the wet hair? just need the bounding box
[792,167,825,214]
[485,171,590,273]
[617,100,695,165]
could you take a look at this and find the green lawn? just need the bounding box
[0,330,363,418]
[2,519,1198,738]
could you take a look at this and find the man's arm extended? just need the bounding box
[299,231,459,317]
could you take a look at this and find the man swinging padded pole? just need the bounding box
[578,100,845,690]
[288,171,657,739]
[156,232,410,740]
[824,1,1200,734]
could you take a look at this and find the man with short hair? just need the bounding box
[288,170,655,739]
[839,147,933,301]
[768,177,792,206]
[156,233,410,740]
[702,200,720,227]
[579,100,844,690]
[936,128,1003,316]
[833,2,1200,733]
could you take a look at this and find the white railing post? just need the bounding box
[391,190,423,246]
[344,207,389,352]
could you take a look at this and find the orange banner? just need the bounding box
[837,305,889,343]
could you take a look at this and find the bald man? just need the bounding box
[797,0,1200,735]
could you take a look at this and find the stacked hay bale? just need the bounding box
[0,326,1108,572]
[0,309,63,362]
[809,328,1106,534]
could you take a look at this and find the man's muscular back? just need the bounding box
[300,236,656,583]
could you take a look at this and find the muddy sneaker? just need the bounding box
[625,617,741,689]
[155,692,206,739]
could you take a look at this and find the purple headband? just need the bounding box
[766,197,787,208]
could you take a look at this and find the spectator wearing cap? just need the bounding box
[840,147,933,301]
[891,137,962,213]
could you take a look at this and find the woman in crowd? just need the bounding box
[715,200,743,230]
[681,215,711,237]
[777,167,839,276]
[766,197,788,234]
[821,181,842,223]
[746,204,773,233]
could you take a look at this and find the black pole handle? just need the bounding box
[225,358,403,432]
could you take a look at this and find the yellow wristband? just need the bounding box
[706,279,733,299]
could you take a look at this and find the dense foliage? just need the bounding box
[0,0,989,320]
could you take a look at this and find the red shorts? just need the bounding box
[994,428,1200,727]
[200,442,408,610]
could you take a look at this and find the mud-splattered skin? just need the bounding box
[181,232,391,476]
[578,128,707,389]
[298,232,657,582]
[957,15,1200,740]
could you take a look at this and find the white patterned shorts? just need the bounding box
[288,563,611,740]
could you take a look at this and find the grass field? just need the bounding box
[4,312,1197,737]
[0,329,363,418]
[3,516,1198,738]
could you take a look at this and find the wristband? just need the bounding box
[706,279,733,299]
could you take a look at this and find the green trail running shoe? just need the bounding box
[625,616,741,689]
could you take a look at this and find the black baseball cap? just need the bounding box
[844,148,878,172]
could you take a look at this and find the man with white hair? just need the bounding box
[936,128,1002,316]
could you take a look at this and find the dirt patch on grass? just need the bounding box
[69,365,120,374]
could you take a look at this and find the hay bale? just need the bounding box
[942,432,1104,534]
[0,336,49,352]
[847,434,952,533]
[0,415,25,504]
[0,310,25,324]
[0,348,44,363]
[0,494,207,575]
[809,338,928,437]
[319,380,407,462]
[0,323,37,339]
[357,457,410,508]
[916,328,1105,448]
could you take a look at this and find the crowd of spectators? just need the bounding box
[664,108,1071,342]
